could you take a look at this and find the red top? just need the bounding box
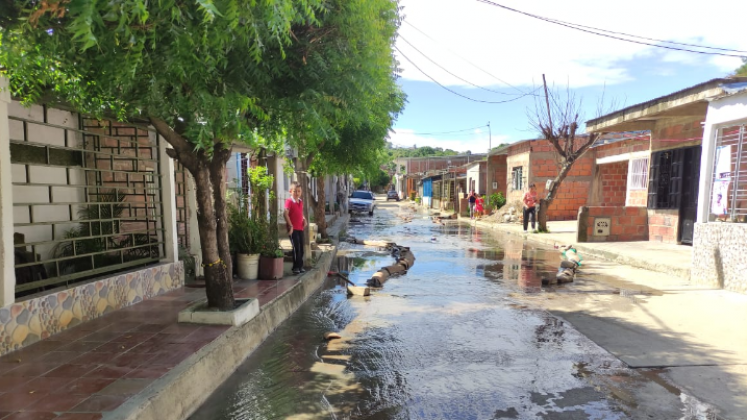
[285,198,304,231]
[523,191,537,208]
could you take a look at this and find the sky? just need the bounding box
[390,0,747,154]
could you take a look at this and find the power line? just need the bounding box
[394,45,533,104]
[475,0,747,58]
[402,20,528,95]
[407,125,489,136]
[398,35,531,96]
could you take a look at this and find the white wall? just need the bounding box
[467,163,481,195]
[8,102,85,263]
[697,90,747,224]
[0,79,15,306]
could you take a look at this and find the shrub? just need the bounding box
[489,192,507,210]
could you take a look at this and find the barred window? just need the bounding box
[627,158,649,190]
[709,124,747,222]
[511,166,524,191]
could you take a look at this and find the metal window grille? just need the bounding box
[174,161,190,250]
[627,158,649,190]
[11,110,165,297]
[511,167,524,191]
[710,124,747,222]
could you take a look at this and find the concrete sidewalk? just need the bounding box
[0,217,348,420]
[449,212,746,419]
[467,218,693,281]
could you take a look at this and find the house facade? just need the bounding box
[502,138,596,221]
[583,78,746,245]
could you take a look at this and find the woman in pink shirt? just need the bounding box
[522,183,538,232]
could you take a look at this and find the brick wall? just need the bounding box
[597,161,628,207]
[628,190,648,207]
[577,206,649,242]
[648,208,679,243]
[594,138,650,158]
[529,149,593,221]
[651,117,704,152]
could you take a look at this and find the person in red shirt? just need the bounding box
[522,183,538,232]
[283,182,307,274]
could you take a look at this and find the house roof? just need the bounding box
[586,77,747,133]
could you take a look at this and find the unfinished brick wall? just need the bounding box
[578,206,649,242]
[597,162,628,207]
[530,148,594,221]
[651,117,703,151]
[648,209,679,243]
[627,190,648,207]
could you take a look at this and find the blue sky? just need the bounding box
[390,0,747,153]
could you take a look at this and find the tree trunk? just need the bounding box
[209,146,233,283]
[538,162,573,232]
[149,117,234,310]
[193,167,234,310]
[313,176,328,239]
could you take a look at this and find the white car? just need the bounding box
[349,190,376,216]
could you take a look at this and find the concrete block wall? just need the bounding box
[692,223,747,294]
[577,206,649,242]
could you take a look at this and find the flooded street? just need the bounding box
[189,202,718,420]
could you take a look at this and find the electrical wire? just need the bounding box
[399,35,529,96]
[475,0,747,58]
[401,20,528,95]
[394,45,532,104]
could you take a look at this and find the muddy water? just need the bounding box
[189,205,712,420]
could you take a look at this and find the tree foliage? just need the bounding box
[1,0,403,309]
[735,58,747,77]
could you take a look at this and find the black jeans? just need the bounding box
[523,206,536,231]
[290,229,305,270]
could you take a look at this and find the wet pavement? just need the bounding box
[189,202,724,420]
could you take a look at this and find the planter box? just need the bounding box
[259,256,284,280]
[178,298,259,326]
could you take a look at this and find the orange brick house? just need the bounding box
[503,137,596,221]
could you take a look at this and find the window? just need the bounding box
[511,166,524,191]
[627,158,649,190]
[709,124,747,222]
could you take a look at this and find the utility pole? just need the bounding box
[488,121,492,154]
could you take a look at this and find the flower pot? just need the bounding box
[237,253,260,280]
[259,255,284,280]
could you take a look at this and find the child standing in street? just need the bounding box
[284,182,307,275]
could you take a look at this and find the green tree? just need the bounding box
[735,58,747,76]
[0,0,400,310]
[276,0,404,242]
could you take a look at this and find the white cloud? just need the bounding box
[389,128,510,154]
[396,0,747,89]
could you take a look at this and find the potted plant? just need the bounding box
[229,202,262,280]
[258,204,285,279]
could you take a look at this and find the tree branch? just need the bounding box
[149,117,200,171]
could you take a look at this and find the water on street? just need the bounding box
[189,201,719,420]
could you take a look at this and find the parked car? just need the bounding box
[349,190,376,216]
[386,190,400,201]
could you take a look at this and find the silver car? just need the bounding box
[349,190,376,216]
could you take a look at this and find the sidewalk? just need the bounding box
[0,217,347,420]
[467,218,693,281]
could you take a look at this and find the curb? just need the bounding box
[105,247,337,420]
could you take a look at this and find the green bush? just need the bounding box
[410,191,416,201]
[489,192,507,210]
